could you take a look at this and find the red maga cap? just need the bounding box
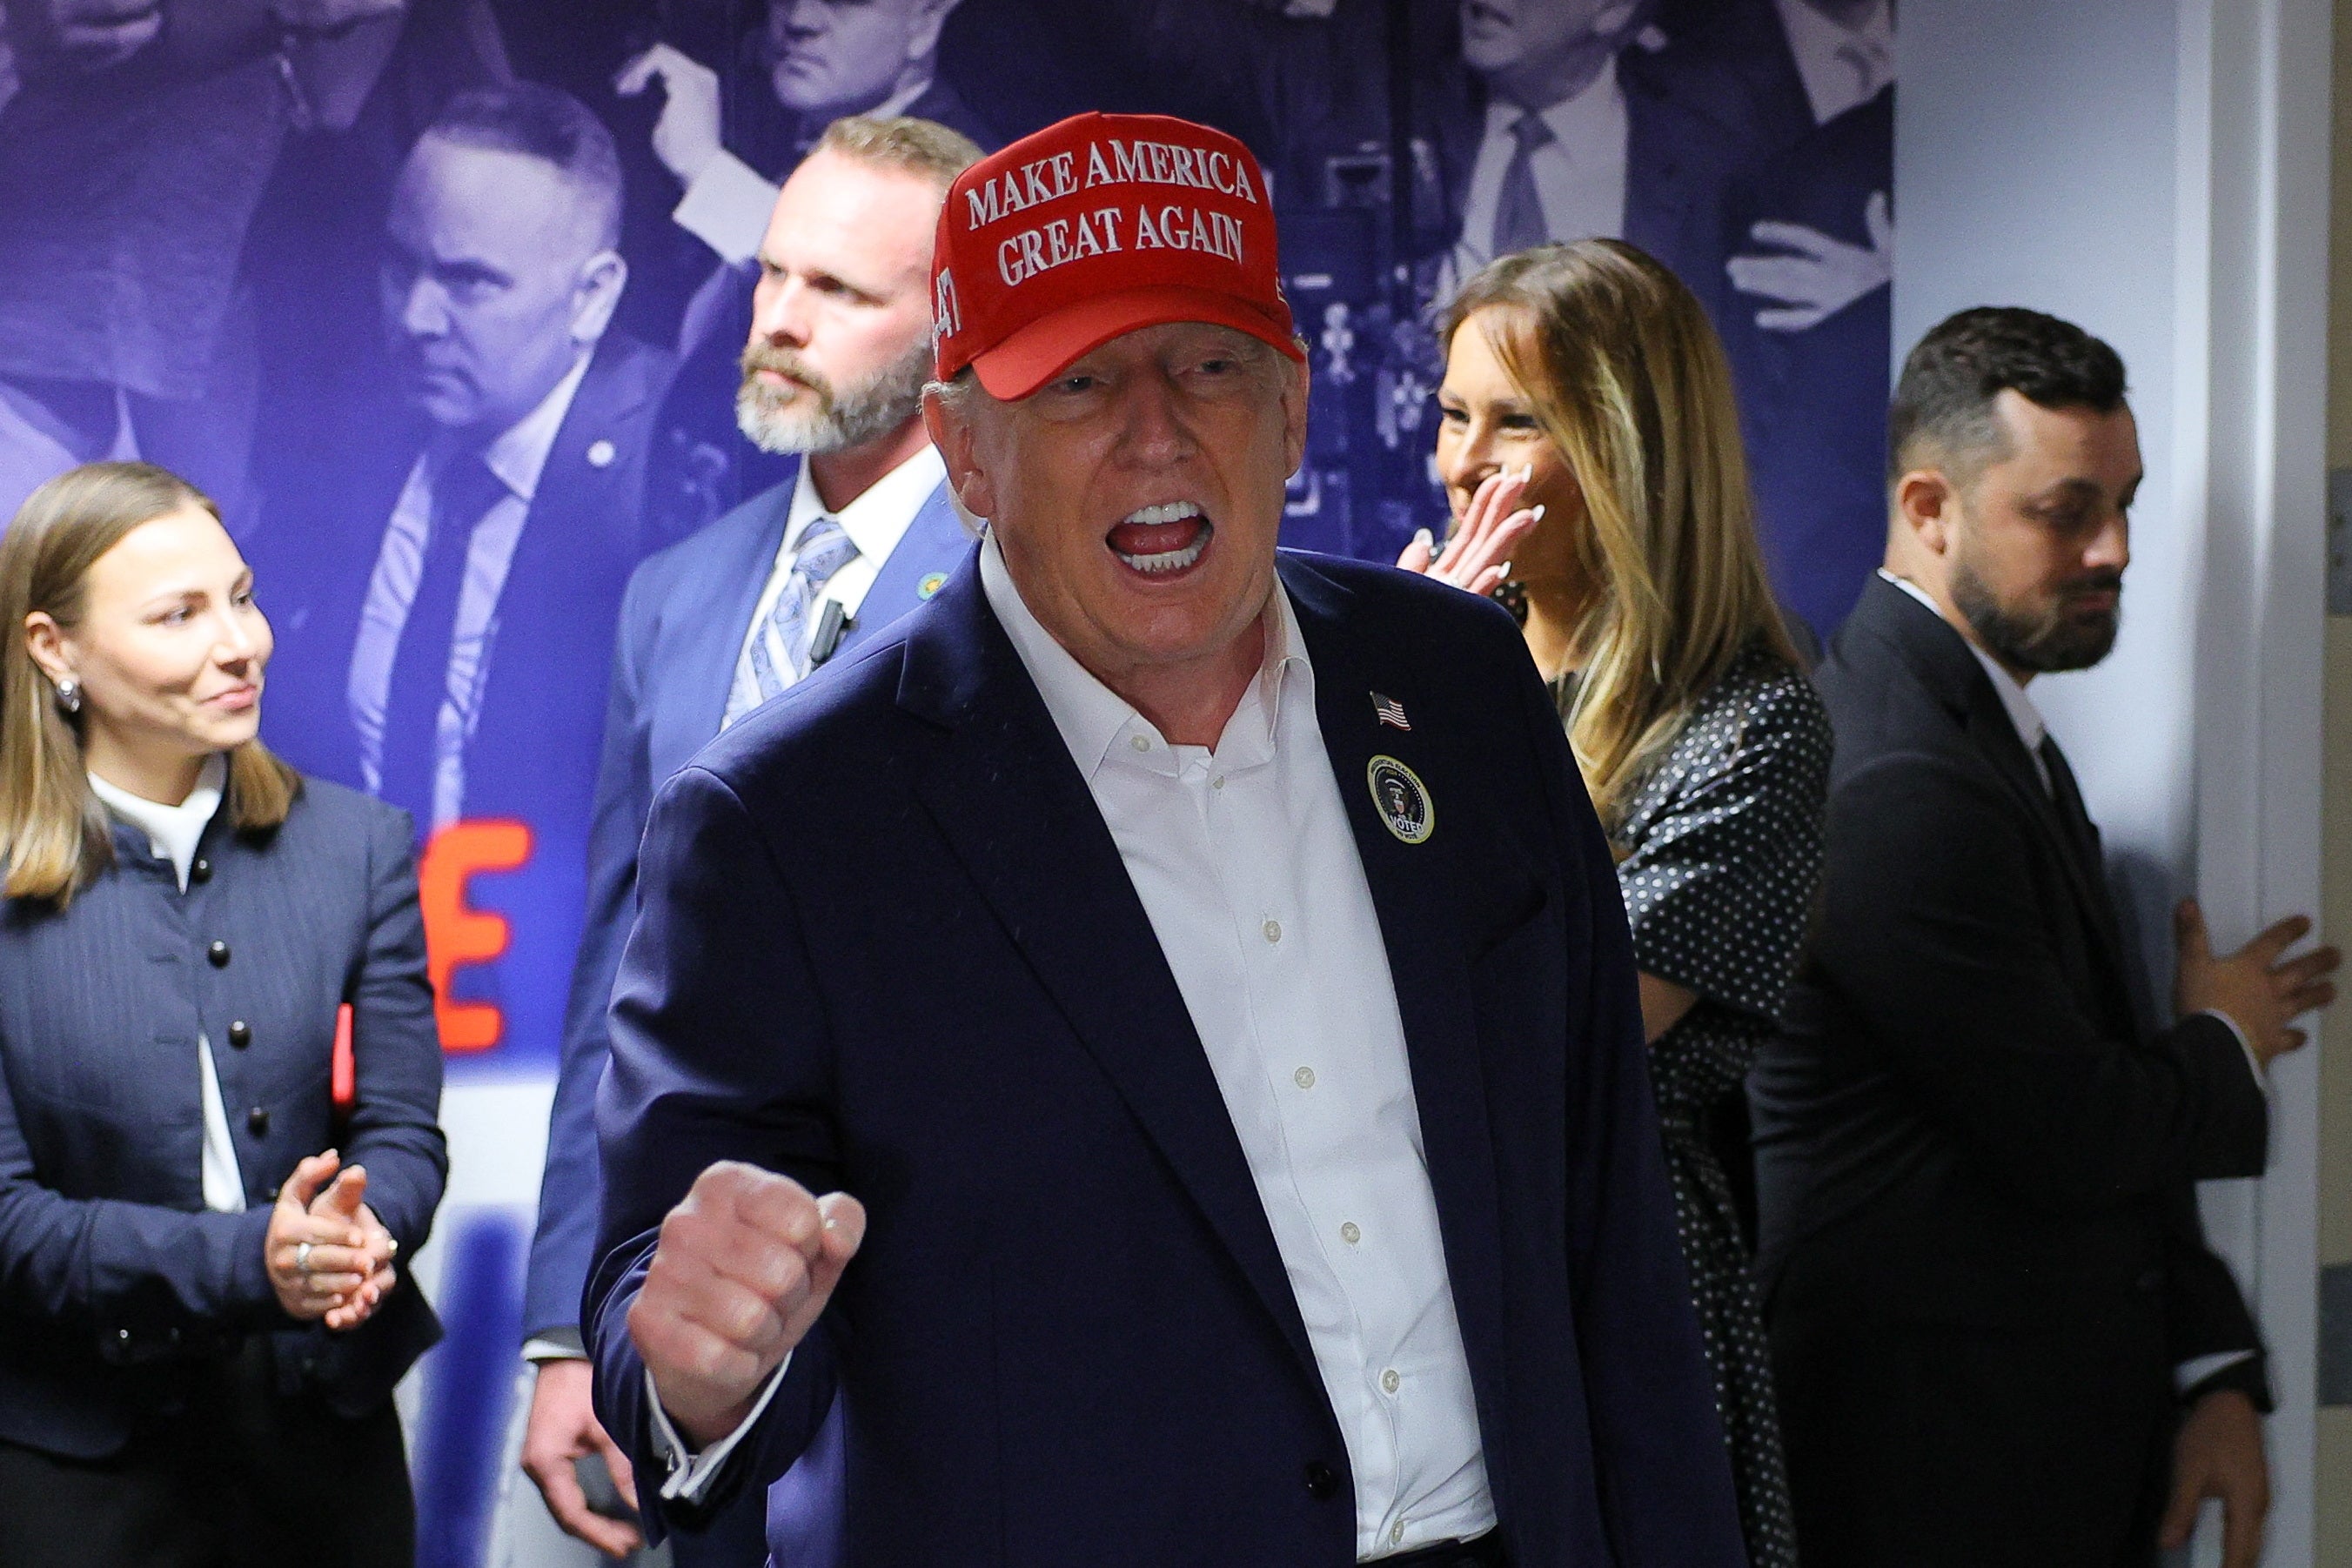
[930,111,1303,400]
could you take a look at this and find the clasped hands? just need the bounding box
[629,1162,866,1451]
[265,1149,400,1331]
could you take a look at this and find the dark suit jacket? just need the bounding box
[0,777,446,1460]
[522,471,975,1341]
[254,332,677,1069]
[586,549,1746,1567]
[1750,579,2268,1548]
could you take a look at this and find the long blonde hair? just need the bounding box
[1445,240,1797,829]
[0,462,298,905]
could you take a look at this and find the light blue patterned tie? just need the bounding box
[727,516,860,725]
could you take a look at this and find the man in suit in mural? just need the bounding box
[513,112,980,1565]
[1434,0,1809,302]
[253,81,675,1142]
[606,0,996,539]
[1718,0,1894,636]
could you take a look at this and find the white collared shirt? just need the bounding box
[89,755,245,1216]
[349,348,595,831]
[1453,57,1630,278]
[979,533,1494,1559]
[721,444,945,728]
[1775,0,1896,126]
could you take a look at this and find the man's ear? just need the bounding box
[924,386,995,521]
[570,250,630,346]
[1894,467,1959,559]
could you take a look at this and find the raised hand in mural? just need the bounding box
[1726,189,1893,333]
[616,41,725,188]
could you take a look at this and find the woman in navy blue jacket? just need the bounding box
[0,461,446,1567]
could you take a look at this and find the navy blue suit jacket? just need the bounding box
[0,778,446,1460]
[586,549,1745,1567]
[525,471,974,1340]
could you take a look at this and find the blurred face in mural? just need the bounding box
[764,0,961,119]
[380,134,627,442]
[736,147,941,456]
[1459,0,1630,107]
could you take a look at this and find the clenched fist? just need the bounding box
[628,1162,864,1451]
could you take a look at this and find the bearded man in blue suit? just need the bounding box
[514,113,981,1565]
[586,111,1742,1568]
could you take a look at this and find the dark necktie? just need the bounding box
[2038,735,2107,890]
[377,454,506,834]
[1492,111,1557,257]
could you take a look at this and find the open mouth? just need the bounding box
[1108,501,1212,577]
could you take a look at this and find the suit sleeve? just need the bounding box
[1817,750,2268,1214]
[525,568,659,1344]
[586,764,844,1534]
[339,805,447,1256]
[1517,656,1748,1568]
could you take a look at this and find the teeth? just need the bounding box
[1121,500,1203,526]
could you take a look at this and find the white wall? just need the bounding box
[1897,1,2333,1562]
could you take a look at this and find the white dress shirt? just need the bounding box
[722,443,946,728]
[652,535,1498,1555]
[1775,0,1896,127]
[1452,57,1629,280]
[90,755,245,1216]
[348,348,593,831]
[982,534,1494,1558]
[1878,574,2263,1397]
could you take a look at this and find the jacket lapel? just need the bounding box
[1859,578,2135,985]
[1280,560,1511,1451]
[840,482,974,658]
[895,557,1323,1389]
[662,472,796,775]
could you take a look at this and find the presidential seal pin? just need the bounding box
[917,571,948,600]
[1367,754,1433,844]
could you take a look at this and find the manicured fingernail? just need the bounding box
[1498,560,1512,577]
[1531,505,1545,522]
[1413,527,1433,552]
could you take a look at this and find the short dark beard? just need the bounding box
[735,336,932,456]
[1949,552,2123,673]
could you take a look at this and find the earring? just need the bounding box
[52,676,80,715]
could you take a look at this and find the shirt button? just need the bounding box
[1390,1520,1405,1546]
[207,940,231,968]
[1340,1221,1360,1245]
[1263,919,1282,943]
[1381,1368,1400,1394]
[1294,1066,1316,1089]
[1211,775,1225,789]
[1129,734,1150,752]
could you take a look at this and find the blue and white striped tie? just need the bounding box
[725,516,860,726]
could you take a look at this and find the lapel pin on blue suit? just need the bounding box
[586,439,617,469]
[1368,754,1434,844]
[918,571,948,600]
[1371,691,1411,731]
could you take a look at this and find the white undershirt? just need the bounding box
[90,754,245,1215]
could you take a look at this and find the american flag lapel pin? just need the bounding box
[1371,692,1411,731]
